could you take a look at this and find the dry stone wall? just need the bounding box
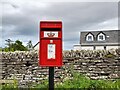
[0,49,120,87]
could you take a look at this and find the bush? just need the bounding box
[104,54,116,58]
[55,73,120,89]
[1,79,18,90]
[32,80,48,89]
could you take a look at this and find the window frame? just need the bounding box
[97,33,106,41]
[86,33,94,41]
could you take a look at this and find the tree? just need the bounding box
[4,40,28,51]
[13,40,28,51]
[26,40,33,50]
[5,39,14,51]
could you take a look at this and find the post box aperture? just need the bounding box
[39,21,62,67]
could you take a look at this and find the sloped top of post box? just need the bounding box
[40,21,62,28]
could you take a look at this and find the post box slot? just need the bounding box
[41,28,61,31]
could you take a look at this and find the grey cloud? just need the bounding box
[2,1,19,8]
[2,2,118,49]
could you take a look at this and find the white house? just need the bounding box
[74,30,120,50]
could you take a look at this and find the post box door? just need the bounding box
[40,39,62,66]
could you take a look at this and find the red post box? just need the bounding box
[39,21,62,67]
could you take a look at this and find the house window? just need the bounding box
[99,35,104,40]
[97,33,105,41]
[88,36,92,41]
[86,33,94,41]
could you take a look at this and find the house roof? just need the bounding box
[80,30,120,45]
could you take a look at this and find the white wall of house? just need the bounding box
[106,46,119,50]
[96,46,104,50]
[79,45,119,50]
[81,46,93,50]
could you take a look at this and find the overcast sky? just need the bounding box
[0,0,119,50]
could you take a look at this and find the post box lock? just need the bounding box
[50,40,53,43]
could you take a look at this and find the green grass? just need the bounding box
[32,72,120,90]
[0,79,18,90]
[1,72,120,90]
[55,72,120,90]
